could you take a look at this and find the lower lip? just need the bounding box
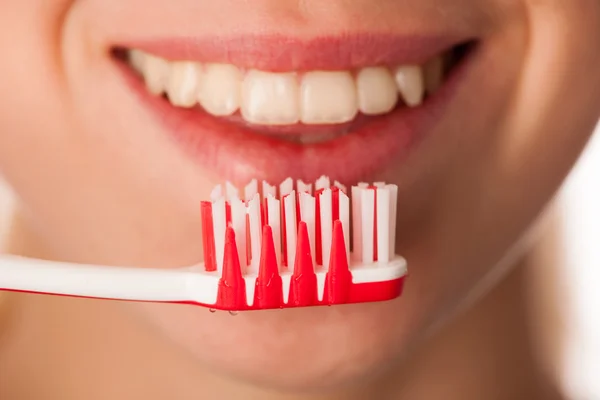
[117,50,477,185]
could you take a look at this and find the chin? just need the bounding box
[133,293,427,390]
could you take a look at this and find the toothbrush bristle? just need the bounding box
[201,202,217,272]
[202,176,405,310]
[217,227,246,310]
[254,225,284,308]
[325,220,352,304]
[289,222,318,307]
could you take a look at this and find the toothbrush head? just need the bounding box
[198,177,407,311]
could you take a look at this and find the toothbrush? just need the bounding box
[0,177,407,311]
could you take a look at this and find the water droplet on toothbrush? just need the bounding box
[229,311,238,316]
[209,308,216,313]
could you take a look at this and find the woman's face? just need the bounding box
[1,0,599,392]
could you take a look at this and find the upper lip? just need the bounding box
[116,33,469,71]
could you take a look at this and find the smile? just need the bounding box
[113,35,476,184]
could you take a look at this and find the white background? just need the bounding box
[0,124,599,398]
[559,123,600,399]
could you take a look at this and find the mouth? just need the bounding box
[112,35,477,185]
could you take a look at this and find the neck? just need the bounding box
[0,209,565,400]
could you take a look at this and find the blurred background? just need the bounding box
[559,122,600,399]
[0,123,598,398]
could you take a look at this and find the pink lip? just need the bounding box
[119,34,470,71]
[115,38,477,185]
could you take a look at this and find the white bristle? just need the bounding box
[230,196,247,271]
[212,197,226,272]
[316,176,331,191]
[319,188,333,269]
[210,185,223,202]
[376,187,390,264]
[361,189,375,264]
[387,184,398,259]
[262,181,277,198]
[281,273,292,303]
[317,273,327,302]
[245,276,257,307]
[244,179,258,202]
[339,191,350,263]
[267,194,282,267]
[247,195,261,271]
[207,179,399,280]
[334,180,347,193]
[300,192,316,266]
[284,191,298,268]
[297,179,313,194]
[351,186,363,262]
[225,181,239,201]
[280,178,294,197]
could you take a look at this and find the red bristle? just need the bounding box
[245,213,251,266]
[296,196,301,226]
[281,194,288,267]
[315,188,323,266]
[332,187,340,222]
[225,203,232,226]
[289,222,318,307]
[254,225,284,308]
[260,199,269,229]
[217,227,247,310]
[201,202,217,272]
[325,220,352,304]
[370,186,378,262]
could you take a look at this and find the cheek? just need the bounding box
[391,1,600,343]
[0,1,210,265]
[0,1,76,191]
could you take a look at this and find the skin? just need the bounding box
[0,1,599,399]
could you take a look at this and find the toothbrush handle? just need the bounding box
[0,255,214,303]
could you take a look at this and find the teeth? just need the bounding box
[394,66,425,107]
[144,54,170,96]
[424,56,444,95]
[198,63,242,116]
[300,71,358,124]
[128,49,450,126]
[167,62,202,108]
[356,67,398,115]
[242,71,300,125]
[129,50,146,75]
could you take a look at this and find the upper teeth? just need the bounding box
[128,49,445,126]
